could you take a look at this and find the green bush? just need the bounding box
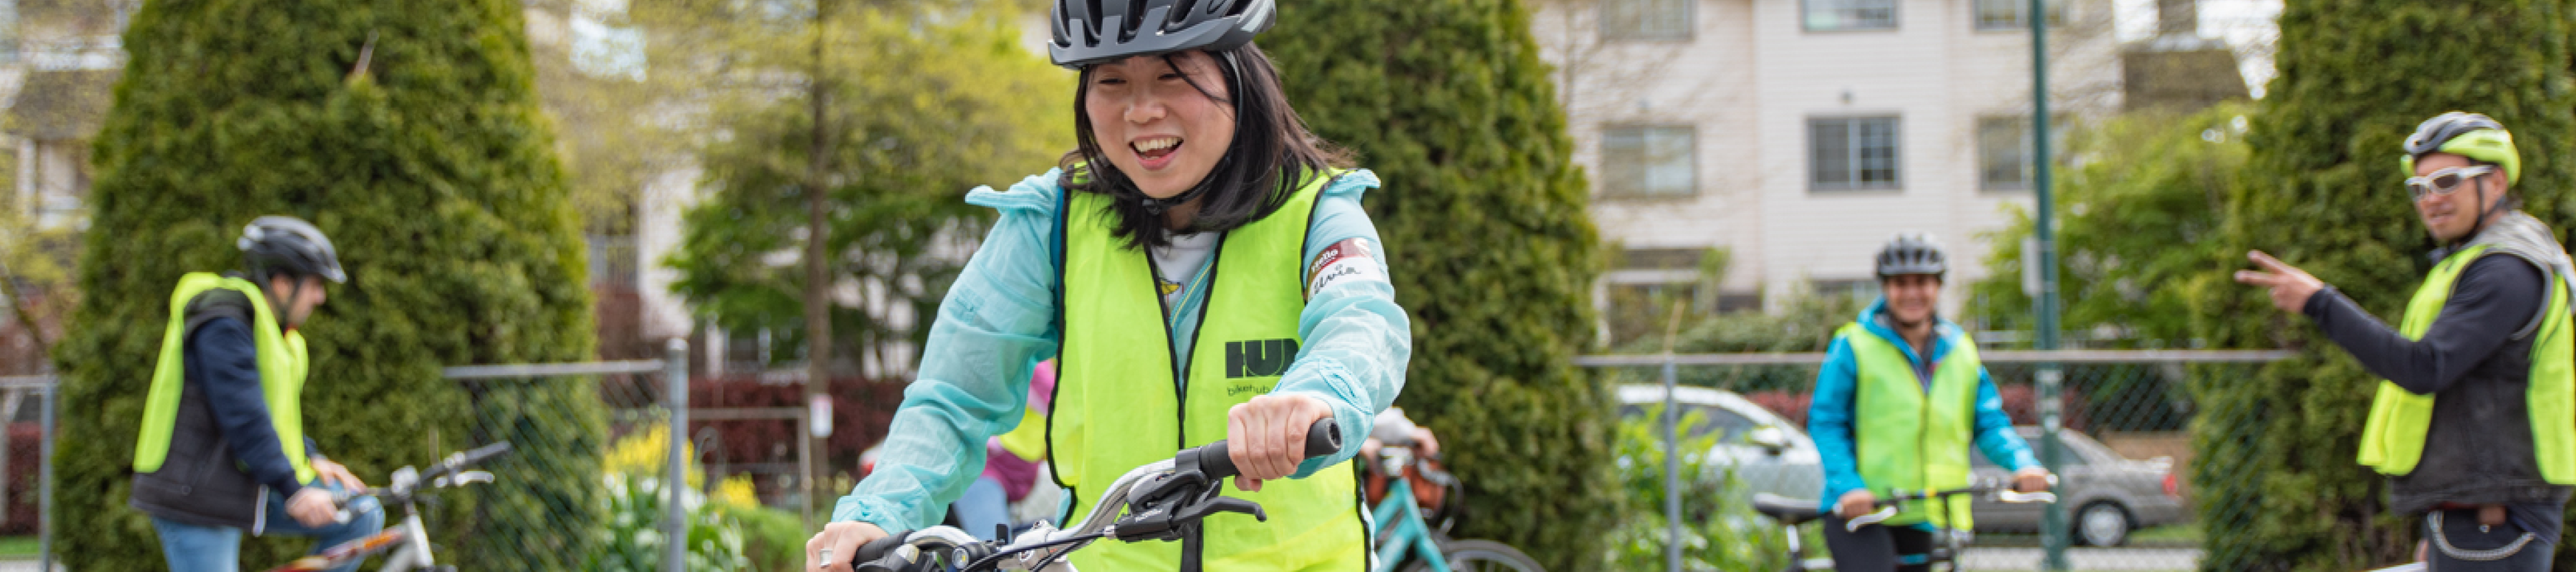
[1967,103,2251,347]
[589,474,752,572]
[726,502,811,572]
[53,0,598,569]
[1263,1,1614,569]
[2183,1,2576,569]
[1606,406,1792,571]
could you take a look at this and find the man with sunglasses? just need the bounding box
[2237,111,2576,569]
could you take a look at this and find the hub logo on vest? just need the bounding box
[1226,339,1299,379]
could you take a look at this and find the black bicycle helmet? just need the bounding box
[1875,232,1946,279]
[1048,0,1276,69]
[239,216,346,285]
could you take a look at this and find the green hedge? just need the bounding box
[1265,1,1615,569]
[54,0,598,569]
[2188,1,2576,569]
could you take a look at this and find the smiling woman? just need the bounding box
[1063,43,1351,249]
[806,1,1416,571]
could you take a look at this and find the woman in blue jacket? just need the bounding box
[804,1,1410,571]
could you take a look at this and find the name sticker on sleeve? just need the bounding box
[1306,238,1387,300]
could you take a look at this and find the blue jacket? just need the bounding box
[833,169,1410,532]
[1808,299,2039,515]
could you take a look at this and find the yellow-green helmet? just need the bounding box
[2403,111,2520,183]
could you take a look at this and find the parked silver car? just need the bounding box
[1614,385,1823,501]
[1616,387,2190,547]
[1969,426,2189,547]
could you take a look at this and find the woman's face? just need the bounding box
[1084,52,1236,200]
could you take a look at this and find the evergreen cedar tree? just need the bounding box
[55,0,600,568]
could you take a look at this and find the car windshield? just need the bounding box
[1616,402,1760,444]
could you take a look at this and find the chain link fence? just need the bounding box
[1583,350,2287,572]
[0,344,704,571]
[440,353,687,571]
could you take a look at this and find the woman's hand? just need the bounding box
[2013,468,2055,493]
[806,520,889,572]
[1226,393,1335,492]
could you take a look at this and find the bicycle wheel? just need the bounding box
[1399,539,1546,572]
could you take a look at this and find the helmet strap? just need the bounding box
[2467,176,2503,244]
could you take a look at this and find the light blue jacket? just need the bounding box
[833,168,1411,533]
[1808,299,2040,517]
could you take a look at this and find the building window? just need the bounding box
[1602,0,1693,40]
[587,233,640,288]
[1603,247,1745,345]
[1812,278,1883,306]
[1974,0,2066,30]
[1810,117,1901,192]
[1977,115,2070,192]
[1601,125,1697,198]
[1805,0,1897,31]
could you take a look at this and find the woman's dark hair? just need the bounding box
[1060,41,1352,249]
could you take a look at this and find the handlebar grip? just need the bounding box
[850,531,912,570]
[1193,417,1341,481]
[1304,417,1342,458]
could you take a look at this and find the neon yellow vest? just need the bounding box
[2358,245,2576,482]
[1053,172,1365,572]
[1842,322,1980,529]
[133,273,318,485]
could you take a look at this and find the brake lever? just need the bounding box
[1995,490,2058,504]
[1846,507,1898,532]
[855,544,931,572]
[432,470,495,489]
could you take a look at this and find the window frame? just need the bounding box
[1972,0,2068,32]
[1976,114,2072,193]
[1601,0,1696,41]
[1600,124,1702,199]
[1802,0,1899,32]
[1808,115,1905,192]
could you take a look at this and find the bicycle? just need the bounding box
[844,419,1356,571]
[1750,474,2057,571]
[1364,443,1541,572]
[262,442,515,572]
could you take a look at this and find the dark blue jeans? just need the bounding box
[150,482,385,572]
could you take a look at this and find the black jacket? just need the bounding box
[128,288,320,531]
[2307,253,2573,527]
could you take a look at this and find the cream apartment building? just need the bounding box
[1536,0,2125,335]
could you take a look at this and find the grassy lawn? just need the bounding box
[2129,524,2204,545]
[0,536,36,558]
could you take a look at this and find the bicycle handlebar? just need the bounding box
[848,417,1342,572]
[1846,474,2059,531]
[1188,417,1342,481]
[422,442,514,482]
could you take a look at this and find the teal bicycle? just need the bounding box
[1365,442,1542,572]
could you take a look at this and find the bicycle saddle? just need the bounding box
[1752,493,1828,525]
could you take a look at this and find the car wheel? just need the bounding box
[2076,501,2132,547]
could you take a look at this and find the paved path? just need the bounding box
[1958,547,2204,571]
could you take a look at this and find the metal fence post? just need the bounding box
[664,339,690,572]
[1662,354,1682,572]
[40,378,54,572]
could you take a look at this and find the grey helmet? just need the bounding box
[1048,0,1276,69]
[239,216,347,285]
[1875,232,1946,279]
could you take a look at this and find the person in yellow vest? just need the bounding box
[130,216,383,572]
[1807,233,2055,572]
[2236,112,2573,569]
[804,0,1410,569]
